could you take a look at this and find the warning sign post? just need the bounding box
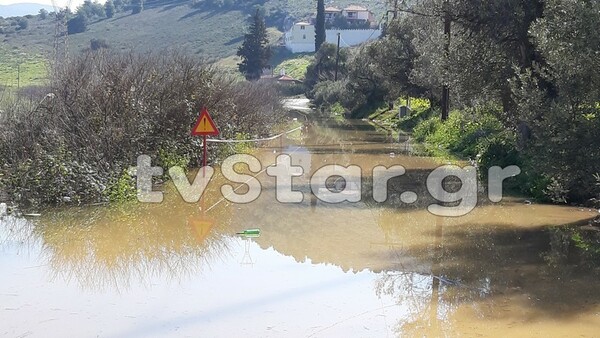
[191,107,220,177]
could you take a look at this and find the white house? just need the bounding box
[342,5,374,22]
[284,22,316,53]
[324,6,342,21]
[284,5,381,54]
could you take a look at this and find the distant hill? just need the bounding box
[0,0,387,86]
[2,1,249,60]
[1,0,386,57]
[0,3,55,17]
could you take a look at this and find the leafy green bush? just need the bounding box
[0,148,107,206]
[410,106,560,199]
[397,97,430,111]
[232,132,253,154]
[414,107,506,158]
[397,106,435,132]
[330,102,345,115]
[311,80,353,108]
[475,132,536,196]
[476,133,519,170]
[105,170,136,202]
[157,142,191,172]
[67,14,87,34]
[572,232,600,259]
[440,111,502,157]
[412,115,441,143]
[305,43,348,92]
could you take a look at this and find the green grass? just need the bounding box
[217,47,311,81]
[0,46,47,88]
[273,54,311,80]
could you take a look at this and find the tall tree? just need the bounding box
[511,0,600,201]
[67,13,87,34]
[237,10,272,81]
[104,0,115,18]
[315,0,326,51]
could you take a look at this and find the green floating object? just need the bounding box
[237,228,261,237]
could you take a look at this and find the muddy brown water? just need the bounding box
[1,119,599,337]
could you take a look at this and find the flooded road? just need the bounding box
[1,119,599,337]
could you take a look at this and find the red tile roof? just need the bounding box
[344,5,369,12]
[277,75,300,82]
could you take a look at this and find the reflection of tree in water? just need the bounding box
[370,207,504,336]
[32,196,234,291]
[376,269,493,336]
[370,201,598,335]
[0,216,40,252]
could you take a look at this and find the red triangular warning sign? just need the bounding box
[191,107,220,136]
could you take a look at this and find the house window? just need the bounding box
[300,25,305,30]
[303,34,306,39]
[347,12,356,18]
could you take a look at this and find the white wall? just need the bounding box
[287,41,316,53]
[285,26,382,53]
[325,28,381,47]
[357,11,370,20]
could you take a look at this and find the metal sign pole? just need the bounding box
[203,135,207,178]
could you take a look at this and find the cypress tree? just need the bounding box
[237,10,272,81]
[315,0,326,51]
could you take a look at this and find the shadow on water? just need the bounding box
[239,118,600,331]
[371,216,600,336]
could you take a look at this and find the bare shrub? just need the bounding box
[0,50,284,206]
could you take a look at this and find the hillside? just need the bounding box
[3,0,387,56]
[2,1,249,60]
[0,0,388,87]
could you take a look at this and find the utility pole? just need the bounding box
[334,32,341,81]
[441,0,451,121]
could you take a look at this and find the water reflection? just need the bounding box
[0,118,598,336]
[0,215,40,253]
[29,196,234,291]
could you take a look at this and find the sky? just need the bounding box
[0,0,106,9]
